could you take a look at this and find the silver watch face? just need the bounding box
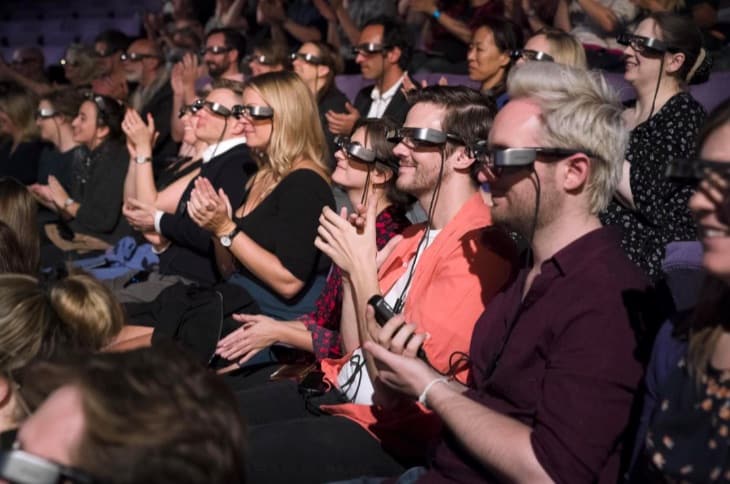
[220,235,232,247]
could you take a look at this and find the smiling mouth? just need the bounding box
[700,225,730,238]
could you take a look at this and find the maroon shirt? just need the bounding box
[421,227,649,483]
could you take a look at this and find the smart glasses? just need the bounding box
[120,52,159,62]
[236,104,274,120]
[334,136,377,163]
[290,52,324,65]
[178,102,201,118]
[36,108,58,120]
[616,33,672,54]
[352,43,390,56]
[0,449,100,484]
[665,158,730,183]
[246,54,276,66]
[386,127,463,147]
[94,48,121,58]
[200,45,232,56]
[59,58,78,67]
[468,143,595,175]
[510,49,554,62]
[191,98,237,118]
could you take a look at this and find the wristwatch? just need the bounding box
[135,155,152,164]
[63,197,75,208]
[219,227,241,248]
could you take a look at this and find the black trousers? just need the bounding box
[231,366,408,484]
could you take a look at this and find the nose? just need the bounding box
[334,148,346,163]
[355,52,366,64]
[392,141,409,159]
[515,56,525,66]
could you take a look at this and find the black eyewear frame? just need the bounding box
[510,49,554,62]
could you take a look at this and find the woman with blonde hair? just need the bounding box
[0,81,43,184]
[513,27,588,68]
[0,271,124,433]
[188,70,335,325]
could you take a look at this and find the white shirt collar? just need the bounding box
[202,136,247,163]
[371,72,407,102]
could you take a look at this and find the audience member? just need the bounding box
[314,0,398,72]
[236,86,516,482]
[41,94,130,253]
[247,39,291,76]
[202,28,248,84]
[292,41,349,169]
[0,81,43,185]
[467,17,524,107]
[600,13,707,280]
[92,29,131,100]
[407,0,505,74]
[514,27,588,67]
[0,46,52,96]
[115,86,257,300]
[123,38,178,166]
[217,117,411,369]
[326,16,414,136]
[0,177,40,273]
[0,270,124,433]
[32,88,85,190]
[187,71,334,322]
[7,344,246,484]
[365,61,648,483]
[630,98,730,483]
[60,44,104,91]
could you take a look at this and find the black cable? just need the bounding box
[210,116,228,161]
[393,147,446,314]
[648,57,664,121]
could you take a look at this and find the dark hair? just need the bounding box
[650,12,708,85]
[207,27,247,62]
[0,176,39,272]
[352,117,413,207]
[0,221,36,274]
[473,17,524,94]
[251,38,291,69]
[363,16,413,71]
[20,344,247,484]
[86,94,125,141]
[310,41,344,99]
[407,86,497,183]
[41,87,85,120]
[93,29,131,55]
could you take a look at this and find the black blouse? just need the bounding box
[235,169,335,282]
[600,92,706,281]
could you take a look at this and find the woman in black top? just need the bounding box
[600,13,708,280]
[291,41,349,170]
[0,81,45,185]
[43,94,130,250]
[188,71,335,321]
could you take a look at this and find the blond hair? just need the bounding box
[508,62,627,214]
[535,28,587,69]
[245,71,329,181]
[0,81,38,142]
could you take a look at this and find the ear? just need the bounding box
[95,124,110,140]
[498,51,512,69]
[451,145,477,171]
[0,376,11,410]
[562,153,591,192]
[229,118,247,136]
[386,46,402,67]
[317,64,331,80]
[665,51,686,75]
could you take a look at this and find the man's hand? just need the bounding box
[325,102,360,136]
[363,306,437,399]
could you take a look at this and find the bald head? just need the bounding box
[123,38,162,85]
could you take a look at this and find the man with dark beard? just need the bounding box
[202,28,246,84]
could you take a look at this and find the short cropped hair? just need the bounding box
[407,86,497,182]
[21,344,247,484]
[508,62,627,214]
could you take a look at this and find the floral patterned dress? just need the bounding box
[600,92,706,281]
[643,358,730,482]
